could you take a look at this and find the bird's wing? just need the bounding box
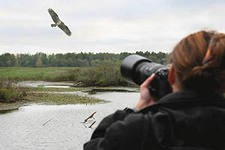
[58,22,72,36]
[48,8,60,24]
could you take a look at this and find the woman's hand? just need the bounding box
[135,74,156,111]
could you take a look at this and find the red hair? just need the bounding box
[169,31,225,93]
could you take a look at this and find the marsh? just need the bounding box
[0,91,139,150]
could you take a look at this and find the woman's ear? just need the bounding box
[168,65,182,92]
[168,64,175,86]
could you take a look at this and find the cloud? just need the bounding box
[1,0,225,54]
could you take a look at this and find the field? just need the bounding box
[0,66,127,86]
[0,67,80,81]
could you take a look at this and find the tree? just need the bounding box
[35,53,43,67]
[0,53,16,66]
[0,51,168,67]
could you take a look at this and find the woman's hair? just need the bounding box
[169,30,225,93]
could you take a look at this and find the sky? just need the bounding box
[1,0,225,54]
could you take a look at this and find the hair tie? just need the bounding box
[202,48,213,64]
[202,38,216,64]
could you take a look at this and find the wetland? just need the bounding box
[0,81,139,150]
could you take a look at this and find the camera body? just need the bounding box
[120,54,172,100]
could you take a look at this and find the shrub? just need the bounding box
[63,61,129,86]
[0,80,25,102]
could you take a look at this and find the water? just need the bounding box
[0,92,139,150]
[17,81,74,88]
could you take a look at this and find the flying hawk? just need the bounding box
[48,8,72,36]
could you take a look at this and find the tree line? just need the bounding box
[0,51,169,102]
[0,51,169,67]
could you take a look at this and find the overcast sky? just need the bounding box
[1,0,225,54]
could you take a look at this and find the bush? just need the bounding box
[0,80,25,102]
[64,61,129,86]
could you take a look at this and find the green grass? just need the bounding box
[0,66,129,86]
[22,86,105,105]
[0,86,106,111]
[0,67,77,81]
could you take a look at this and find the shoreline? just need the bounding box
[0,86,138,113]
[0,101,23,113]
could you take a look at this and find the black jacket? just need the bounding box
[84,91,225,150]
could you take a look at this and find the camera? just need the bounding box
[120,54,172,99]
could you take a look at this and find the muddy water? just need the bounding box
[0,92,139,150]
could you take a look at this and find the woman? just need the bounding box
[84,31,225,150]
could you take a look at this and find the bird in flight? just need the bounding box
[48,8,72,36]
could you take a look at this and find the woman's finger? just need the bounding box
[140,74,156,88]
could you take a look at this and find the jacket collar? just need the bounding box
[157,90,225,105]
[139,90,225,113]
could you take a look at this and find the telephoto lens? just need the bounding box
[120,54,172,100]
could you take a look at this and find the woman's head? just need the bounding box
[169,30,225,93]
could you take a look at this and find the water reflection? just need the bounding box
[0,92,139,150]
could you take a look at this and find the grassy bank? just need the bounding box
[0,67,76,81]
[0,86,106,112]
[22,87,85,93]
[22,87,104,105]
[0,66,128,86]
[24,92,103,105]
